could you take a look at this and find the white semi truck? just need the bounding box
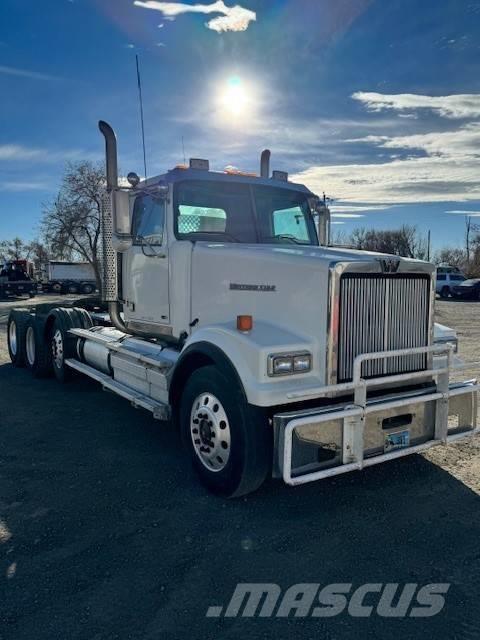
[7,121,479,497]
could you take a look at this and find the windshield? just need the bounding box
[174,180,318,245]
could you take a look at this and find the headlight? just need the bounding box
[268,352,312,376]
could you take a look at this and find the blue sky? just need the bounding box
[1,0,480,251]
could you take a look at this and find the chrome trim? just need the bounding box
[127,319,173,338]
[326,259,436,385]
[267,351,312,377]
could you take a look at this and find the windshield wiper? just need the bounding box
[262,234,309,245]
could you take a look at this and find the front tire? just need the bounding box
[179,366,271,497]
[440,286,450,299]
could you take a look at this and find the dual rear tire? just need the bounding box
[7,309,29,367]
[7,307,93,380]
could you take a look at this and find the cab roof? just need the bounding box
[139,167,314,195]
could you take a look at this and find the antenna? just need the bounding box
[181,135,186,165]
[135,54,148,179]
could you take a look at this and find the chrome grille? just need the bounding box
[337,274,431,382]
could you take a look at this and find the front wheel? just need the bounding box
[179,366,271,498]
[440,286,450,299]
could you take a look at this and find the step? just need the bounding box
[65,359,171,420]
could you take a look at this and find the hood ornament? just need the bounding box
[378,257,401,273]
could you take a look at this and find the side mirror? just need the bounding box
[112,189,132,252]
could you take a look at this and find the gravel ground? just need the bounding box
[1,295,480,640]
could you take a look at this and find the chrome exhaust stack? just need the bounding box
[260,149,271,178]
[316,196,331,246]
[98,120,132,334]
[99,121,118,190]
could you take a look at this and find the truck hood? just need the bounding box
[194,242,431,270]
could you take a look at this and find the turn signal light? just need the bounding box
[237,315,253,332]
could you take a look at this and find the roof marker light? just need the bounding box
[189,158,209,170]
[272,170,288,182]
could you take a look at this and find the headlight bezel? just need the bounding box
[267,351,312,377]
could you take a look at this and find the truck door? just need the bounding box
[125,193,170,329]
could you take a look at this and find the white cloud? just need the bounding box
[0,144,100,164]
[446,210,480,216]
[0,181,49,192]
[0,145,44,161]
[134,1,256,32]
[330,204,392,213]
[349,123,480,159]
[352,92,480,119]
[0,65,58,81]
[292,154,480,205]
[292,91,480,205]
[330,213,365,218]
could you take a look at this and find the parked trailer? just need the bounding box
[40,261,97,295]
[7,120,479,497]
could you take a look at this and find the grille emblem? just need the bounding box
[378,258,400,273]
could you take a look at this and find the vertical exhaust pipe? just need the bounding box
[98,120,131,335]
[260,149,271,178]
[99,120,118,190]
[316,196,331,246]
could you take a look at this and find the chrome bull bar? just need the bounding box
[277,344,480,486]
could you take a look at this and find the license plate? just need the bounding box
[384,429,410,453]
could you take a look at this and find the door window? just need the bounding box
[132,195,165,245]
[272,206,311,243]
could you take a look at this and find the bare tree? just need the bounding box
[0,237,30,261]
[434,246,467,270]
[346,225,428,259]
[42,162,105,293]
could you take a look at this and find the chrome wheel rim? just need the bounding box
[51,328,64,369]
[26,326,35,367]
[9,320,17,356]
[190,393,231,472]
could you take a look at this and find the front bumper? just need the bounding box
[273,345,479,485]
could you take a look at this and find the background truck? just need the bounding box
[40,261,97,295]
[0,260,36,299]
[7,120,479,497]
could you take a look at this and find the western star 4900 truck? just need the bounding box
[7,121,479,497]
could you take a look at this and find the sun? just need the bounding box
[219,76,251,118]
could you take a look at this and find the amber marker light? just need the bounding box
[237,315,253,332]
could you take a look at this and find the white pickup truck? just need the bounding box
[6,121,479,497]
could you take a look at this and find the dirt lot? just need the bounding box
[1,296,480,639]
